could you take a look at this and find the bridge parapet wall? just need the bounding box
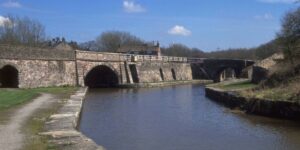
[0,45,75,60]
[75,50,191,63]
[76,51,121,62]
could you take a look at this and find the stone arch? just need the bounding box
[216,67,237,82]
[0,65,19,88]
[84,65,119,88]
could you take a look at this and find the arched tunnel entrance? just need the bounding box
[0,65,19,88]
[84,65,119,88]
[218,68,236,82]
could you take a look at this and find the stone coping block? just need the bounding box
[41,87,105,150]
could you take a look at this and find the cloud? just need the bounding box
[254,13,274,20]
[123,1,146,13]
[168,25,192,36]
[258,0,298,3]
[1,1,22,8]
[0,16,11,27]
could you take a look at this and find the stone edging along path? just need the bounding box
[205,87,300,120]
[40,88,105,150]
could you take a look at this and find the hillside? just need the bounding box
[242,59,300,101]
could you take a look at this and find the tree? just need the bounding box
[0,15,46,46]
[95,31,144,52]
[161,43,205,57]
[204,48,256,60]
[277,7,300,67]
[254,39,280,59]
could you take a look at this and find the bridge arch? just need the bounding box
[84,65,119,88]
[215,67,237,82]
[0,65,19,88]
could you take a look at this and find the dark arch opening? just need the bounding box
[0,65,19,88]
[171,68,176,80]
[159,68,164,81]
[218,68,236,82]
[84,65,119,88]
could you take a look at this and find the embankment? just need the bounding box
[205,87,300,120]
[41,88,104,150]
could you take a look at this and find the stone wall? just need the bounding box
[134,62,193,83]
[0,45,77,88]
[0,59,76,88]
[0,45,252,88]
[76,60,193,87]
[190,63,210,79]
[76,60,123,87]
[76,50,121,62]
[254,53,283,69]
[205,87,300,120]
[0,45,75,60]
[250,53,284,83]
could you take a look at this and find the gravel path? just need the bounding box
[0,94,53,150]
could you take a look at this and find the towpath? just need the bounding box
[0,94,53,150]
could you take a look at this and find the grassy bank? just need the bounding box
[0,87,78,150]
[240,75,300,101]
[0,87,78,111]
[208,80,258,91]
[208,76,299,102]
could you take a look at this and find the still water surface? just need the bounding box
[79,84,300,150]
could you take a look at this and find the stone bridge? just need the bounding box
[0,45,254,88]
[190,58,254,82]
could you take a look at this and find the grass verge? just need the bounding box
[0,87,78,150]
[0,89,38,111]
[240,78,300,101]
[210,80,258,91]
[0,87,77,111]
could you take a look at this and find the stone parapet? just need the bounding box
[0,45,75,60]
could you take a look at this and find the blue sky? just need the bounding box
[0,0,299,51]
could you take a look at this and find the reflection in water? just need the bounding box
[79,84,300,150]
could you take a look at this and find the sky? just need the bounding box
[0,0,299,51]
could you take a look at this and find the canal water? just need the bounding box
[79,84,300,150]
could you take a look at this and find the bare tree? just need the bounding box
[277,7,300,68]
[161,43,205,57]
[0,15,46,46]
[95,31,144,52]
